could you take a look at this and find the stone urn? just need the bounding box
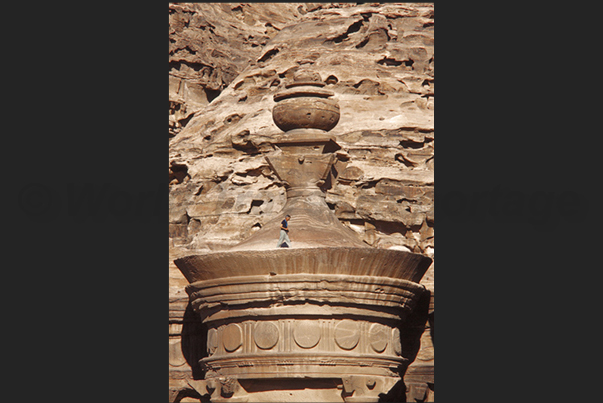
[272,70,340,133]
[175,70,432,402]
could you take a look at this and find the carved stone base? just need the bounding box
[404,364,434,402]
[341,375,401,402]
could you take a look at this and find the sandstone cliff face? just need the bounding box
[169,3,434,401]
[169,3,312,138]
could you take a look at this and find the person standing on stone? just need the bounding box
[277,214,291,248]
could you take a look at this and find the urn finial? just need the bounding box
[272,69,340,133]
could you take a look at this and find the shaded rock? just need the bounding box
[339,166,365,182]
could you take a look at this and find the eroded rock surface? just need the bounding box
[169,3,311,138]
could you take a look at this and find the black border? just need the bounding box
[8,2,165,401]
[436,2,597,401]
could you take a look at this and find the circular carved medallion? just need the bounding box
[254,322,279,350]
[393,327,402,356]
[222,324,242,352]
[207,328,218,355]
[334,320,360,350]
[369,323,389,353]
[293,321,321,349]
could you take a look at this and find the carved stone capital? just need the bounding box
[341,375,401,402]
[189,378,249,402]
